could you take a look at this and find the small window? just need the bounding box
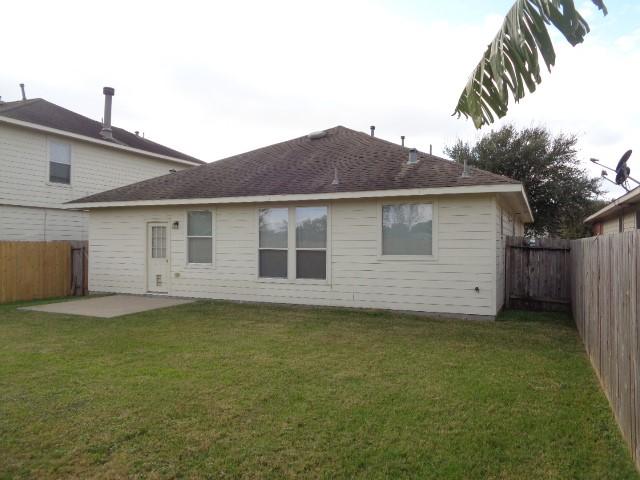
[49,141,71,184]
[296,206,327,279]
[619,215,624,233]
[382,203,433,255]
[636,210,640,230]
[259,208,288,278]
[151,226,167,258]
[187,211,213,263]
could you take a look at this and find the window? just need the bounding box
[636,210,640,230]
[382,203,433,255]
[619,215,624,233]
[259,208,288,278]
[151,226,167,258]
[296,206,327,279]
[49,141,71,184]
[187,211,213,263]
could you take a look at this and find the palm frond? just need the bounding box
[454,0,607,129]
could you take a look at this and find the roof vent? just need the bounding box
[401,135,405,147]
[370,125,375,137]
[408,148,418,164]
[307,130,327,140]
[331,167,339,185]
[19,83,26,101]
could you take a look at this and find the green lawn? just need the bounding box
[0,300,637,479]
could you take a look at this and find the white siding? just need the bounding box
[602,210,637,235]
[89,194,500,317]
[0,123,192,240]
[0,205,87,241]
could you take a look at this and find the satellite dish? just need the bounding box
[615,149,632,185]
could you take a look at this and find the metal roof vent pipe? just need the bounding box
[461,157,471,177]
[408,148,418,164]
[19,83,26,101]
[401,135,405,147]
[100,87,115,140]
[370,125,375,137]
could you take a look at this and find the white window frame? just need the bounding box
[377,198,438,262]
[257,206,290,280]
[256,204,331,285]
[186,209,215,267]
[46,138,72,187]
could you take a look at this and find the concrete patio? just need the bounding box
[20,295,194,318]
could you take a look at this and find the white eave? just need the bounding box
[67,183,534,223]
[584,186,640,224]
[0,115,202,167]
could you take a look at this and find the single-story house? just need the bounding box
[585,186,640,235]
[69,126,532,319]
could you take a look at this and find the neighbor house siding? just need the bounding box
[89,194,499,317]
[0,123,190,240]
[601,209,638,235]
[0,205,87,241]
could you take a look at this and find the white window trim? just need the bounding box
[376,198,438,262]
[256,203,331,285]
[46,137,73,187]
[185,209,215,267]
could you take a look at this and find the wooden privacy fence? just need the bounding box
[505,236,571,311]
[571,232,640,470]
[0,241,87,304]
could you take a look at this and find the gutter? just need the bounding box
[67,183,534,222]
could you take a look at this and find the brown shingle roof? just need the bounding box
[0,98,203,164]
[70,126,519,204]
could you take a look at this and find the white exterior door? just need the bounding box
[147,223,169,293]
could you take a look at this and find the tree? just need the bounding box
[445,125,602,238]
[454,0,608,129]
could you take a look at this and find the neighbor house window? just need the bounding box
[296,206,327,279]
[187,211,213,263]
[259,208,288,278]
[49,140,71,184]
[636,209,640,230]
[382,203,433,255]
[619,215,624,233]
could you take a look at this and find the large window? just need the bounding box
[296,206,327,279]
[187,211,213,263]
[258,206,328,280]
[259,208,288,278]
[49,140,71,184]
[382,203,433,255]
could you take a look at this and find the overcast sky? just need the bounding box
[2,0,638,198]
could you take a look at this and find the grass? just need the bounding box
[0,300,638,479]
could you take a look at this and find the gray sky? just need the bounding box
[2,0,638,198]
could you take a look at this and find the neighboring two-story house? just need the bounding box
[0,87,202,241]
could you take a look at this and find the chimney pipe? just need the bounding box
[429,144,432,155]
[401,135,405,147]
[408,148,418,164]
[462,158,471,177]
[19,83,26,101]
[100,86,115,140]
[370,125,375,137]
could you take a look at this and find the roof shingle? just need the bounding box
[0,98,202,164]
[70,126,519,204]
